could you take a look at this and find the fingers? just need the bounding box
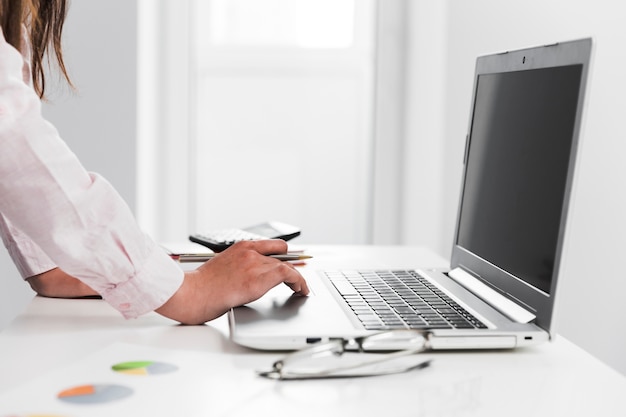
[256,262,310,296]
[216,239,309,298]
[281,262,309,295]
[231,239,289,255]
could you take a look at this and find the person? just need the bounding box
[0,0,309,325]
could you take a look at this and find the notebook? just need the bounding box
[228,38,593,351]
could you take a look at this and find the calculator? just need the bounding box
[189,221,301,252]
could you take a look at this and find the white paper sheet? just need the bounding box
[0,342,268,417]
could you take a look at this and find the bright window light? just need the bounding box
[197,0,355,49]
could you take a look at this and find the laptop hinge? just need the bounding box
[448,267,536,323]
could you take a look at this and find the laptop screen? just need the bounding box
[456,64,583,295]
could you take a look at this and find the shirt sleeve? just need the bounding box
[0,30,184,319]
[0,213,57,279]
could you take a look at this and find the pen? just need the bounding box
[171,253,313,263]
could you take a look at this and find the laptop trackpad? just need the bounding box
[233,292,311,323]
[229,273,359,350]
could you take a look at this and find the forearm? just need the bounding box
[27,268,100,299]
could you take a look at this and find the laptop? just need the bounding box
[229,38,593,351]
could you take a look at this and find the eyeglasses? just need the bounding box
[257,330,433,380]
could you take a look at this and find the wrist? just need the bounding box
[156,270,224,325]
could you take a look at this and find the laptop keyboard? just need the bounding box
[325,270,487,331]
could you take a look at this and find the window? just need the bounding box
[137,0,404,245]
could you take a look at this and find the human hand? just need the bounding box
[156,240,309,324]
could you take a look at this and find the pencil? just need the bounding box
[172,253,312,263]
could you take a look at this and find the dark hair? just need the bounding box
[1,0,72,98]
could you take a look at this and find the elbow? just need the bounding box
[27,275,53,297]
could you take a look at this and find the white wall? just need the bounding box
[0,0,138,329]
[403,0,626,375]
[42,0,138,208]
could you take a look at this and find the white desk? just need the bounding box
[0,245,624,416]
